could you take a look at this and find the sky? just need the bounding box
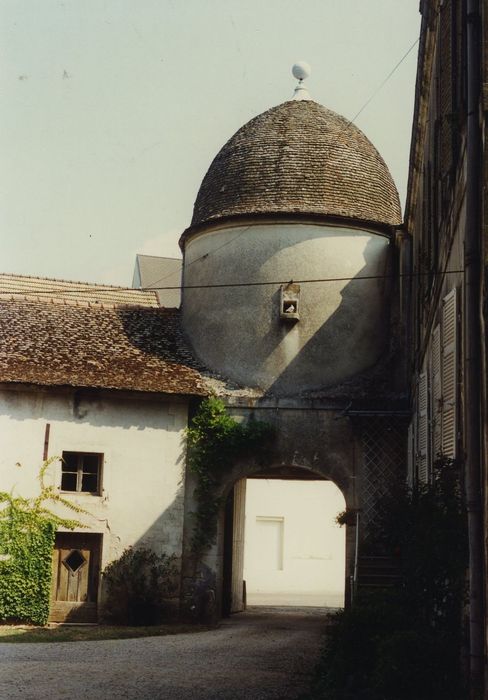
[0,0,421,288]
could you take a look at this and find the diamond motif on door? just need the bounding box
[50,534,101,622]
[63,550,86,574]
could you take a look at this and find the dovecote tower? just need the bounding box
[180,66,401,396]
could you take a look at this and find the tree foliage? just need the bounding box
[370,455,467,630]
[312,457,468,700]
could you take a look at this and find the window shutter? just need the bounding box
[431,324,442,458]
[407,419,415,487]
[441,288,458,458]
[417,371,429,483]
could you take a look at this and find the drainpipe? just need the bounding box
[397,228,412,388]
[352,510,360,604]
[465,0,484,690]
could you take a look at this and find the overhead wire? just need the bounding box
[344,36,420,128]
[143,269,464,291]
[141,227,250,291]
[0,268,465,297]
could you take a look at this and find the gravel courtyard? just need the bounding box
[0,608,329,700]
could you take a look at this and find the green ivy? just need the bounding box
[186,398,274,552]
[0,457,86,626]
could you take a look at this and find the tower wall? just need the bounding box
[182,221,391,394]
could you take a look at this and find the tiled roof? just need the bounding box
[0,273,159,308]
[0,298,207,396]
[190,100,402,232]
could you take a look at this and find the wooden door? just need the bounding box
[49,533,101,623]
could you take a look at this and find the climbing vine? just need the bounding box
[186,397,275,552]
[0,457,86,625]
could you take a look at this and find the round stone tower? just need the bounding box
[180,71,401,396]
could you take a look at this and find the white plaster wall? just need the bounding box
[0,387,188,570]
[243,479,345,607]
[182,222,391,394]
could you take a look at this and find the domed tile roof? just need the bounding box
[190,100,401,230]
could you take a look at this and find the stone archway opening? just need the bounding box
[221,466,346,616]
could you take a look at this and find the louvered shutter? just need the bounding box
[417,371,429,483]
[407,420,415,486]
[431,325,442,458]
[441,288,458,458]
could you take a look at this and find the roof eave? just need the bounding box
[0,380,208,399]
[180,212,401,250]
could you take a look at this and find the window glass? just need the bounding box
[61,452,102,494]
[61,472,77,491]
[62,452,78,471]
[81,472,98,493]
[83,455,99,475]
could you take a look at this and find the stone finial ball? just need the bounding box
[292,61,311,80]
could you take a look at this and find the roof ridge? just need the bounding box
[135,254,182,262]
[0,295,177,310]
[0,295,121,309]
[0,271,156,293]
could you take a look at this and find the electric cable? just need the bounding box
[0,268,465,297]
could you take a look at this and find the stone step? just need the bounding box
[356,556,401,589]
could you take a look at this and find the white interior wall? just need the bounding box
[243,479,345,607]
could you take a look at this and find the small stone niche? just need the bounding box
[280,283,300,322]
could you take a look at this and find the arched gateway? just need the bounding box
[222,465,347,615]
[179,67,407,617]
[180,401,407,616]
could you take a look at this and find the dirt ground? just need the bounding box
[0,607,330,700]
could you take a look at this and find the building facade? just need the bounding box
[405,0,488,687]
[1,74,407,623]
[0,275,206,621]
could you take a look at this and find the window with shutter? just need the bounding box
[441,288,458,458]
[417,371,429,483]
[431,324,442,458]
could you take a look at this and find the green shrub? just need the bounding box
[101,547,178,625]
[369,456,467,632]
[311,458,468,700]
[313,592,466,700]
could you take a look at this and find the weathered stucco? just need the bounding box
[182,221,392,395]
[0,386,189,574]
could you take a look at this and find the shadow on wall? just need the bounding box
[129,458,215,623]
[0,389,183,432]
[265,235,393,396]
[179,228,395,396]
[96,472,188,621]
